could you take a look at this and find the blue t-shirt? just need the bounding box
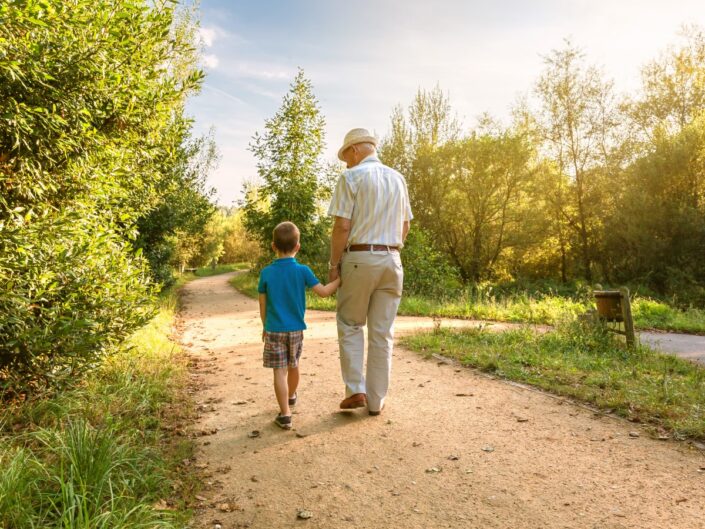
[257,257,320,332]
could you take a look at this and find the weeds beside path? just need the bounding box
[0,280,195,529]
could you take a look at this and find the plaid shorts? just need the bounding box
[263,330,304,369]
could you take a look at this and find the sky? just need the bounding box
[186,0,705,206]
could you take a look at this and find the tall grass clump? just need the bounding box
[0,281,193,528]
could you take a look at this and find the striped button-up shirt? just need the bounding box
[328,154,413,247]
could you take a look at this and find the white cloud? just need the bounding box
[199,27,216,47]
[203,54,220,69]
[202,84,247,105]
[237,63,290,81]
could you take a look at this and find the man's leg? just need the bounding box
[336,255,379,398]
[273,368,290,416]
[365,254,403,413]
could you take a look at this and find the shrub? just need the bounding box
[401,227,461,297]
[0,210,154,393]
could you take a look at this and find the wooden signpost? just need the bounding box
[593,288,636,348]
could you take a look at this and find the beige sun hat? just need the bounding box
[337,128,378,161]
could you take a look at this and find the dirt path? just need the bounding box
[179,272,705,529]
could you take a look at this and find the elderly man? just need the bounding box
[327,128,413,416]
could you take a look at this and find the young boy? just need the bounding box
[258,221,340,429]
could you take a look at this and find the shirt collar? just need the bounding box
[274,257,296,264]
[359,153,380,165]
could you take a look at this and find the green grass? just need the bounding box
[229,271,705,334]
[403,322,705,440]
[0,279,195,529]
[191,262,249,277]
[632,298,705,334]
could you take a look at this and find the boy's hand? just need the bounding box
[262,330,266,342]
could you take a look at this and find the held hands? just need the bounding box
[328,264,341,285]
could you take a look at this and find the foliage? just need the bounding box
[377,29,705,304]
[0,280,195,528]
[382,91,538,282]
[533,41,619,281]
[135,130,218,285]
[399,226,461,297]
[0,0,213,390]
[186,208,261,269]
[242,69,331,274]
[403,321,705,439]
[0,210,155,393]
[220,209,262,265]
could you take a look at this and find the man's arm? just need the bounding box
[258,294,266,341]
[329,216,352,282]
[402,220,410,243]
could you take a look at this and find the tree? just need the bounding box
[534,41,619,281]
[220,209,262,265]
[627,25,705,140]
[0,0,211,391]
[134,129,218,284]
[414,128,535,282]
[379,85,460,193]
[242,69,330,269]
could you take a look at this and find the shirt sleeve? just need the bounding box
[257,272,267,294]
[302,266,320,288]
[327,173,355,219]
[403,180,414,221]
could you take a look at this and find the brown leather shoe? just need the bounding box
[340,393,367,409]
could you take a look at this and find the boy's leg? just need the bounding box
[287,331,303,401]
[272,368,290,416]
[287,366,299,399]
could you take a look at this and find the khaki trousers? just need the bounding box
[336,250,403,411]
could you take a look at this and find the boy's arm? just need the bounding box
[258,294,266,341]
[311,277,341,298]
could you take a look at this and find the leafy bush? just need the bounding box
[0,0,210,391]
[0,210,154,392]
[401,227,461,297]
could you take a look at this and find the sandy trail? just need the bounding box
[180,272,705,529]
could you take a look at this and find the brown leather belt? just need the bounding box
[347,244,399,252]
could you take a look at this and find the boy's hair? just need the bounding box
[272,221,300,253]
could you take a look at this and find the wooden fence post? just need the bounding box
[619,287,636,349]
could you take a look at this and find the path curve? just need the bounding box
[179,272,705,529]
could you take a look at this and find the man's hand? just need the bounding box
[328,264,340,284]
